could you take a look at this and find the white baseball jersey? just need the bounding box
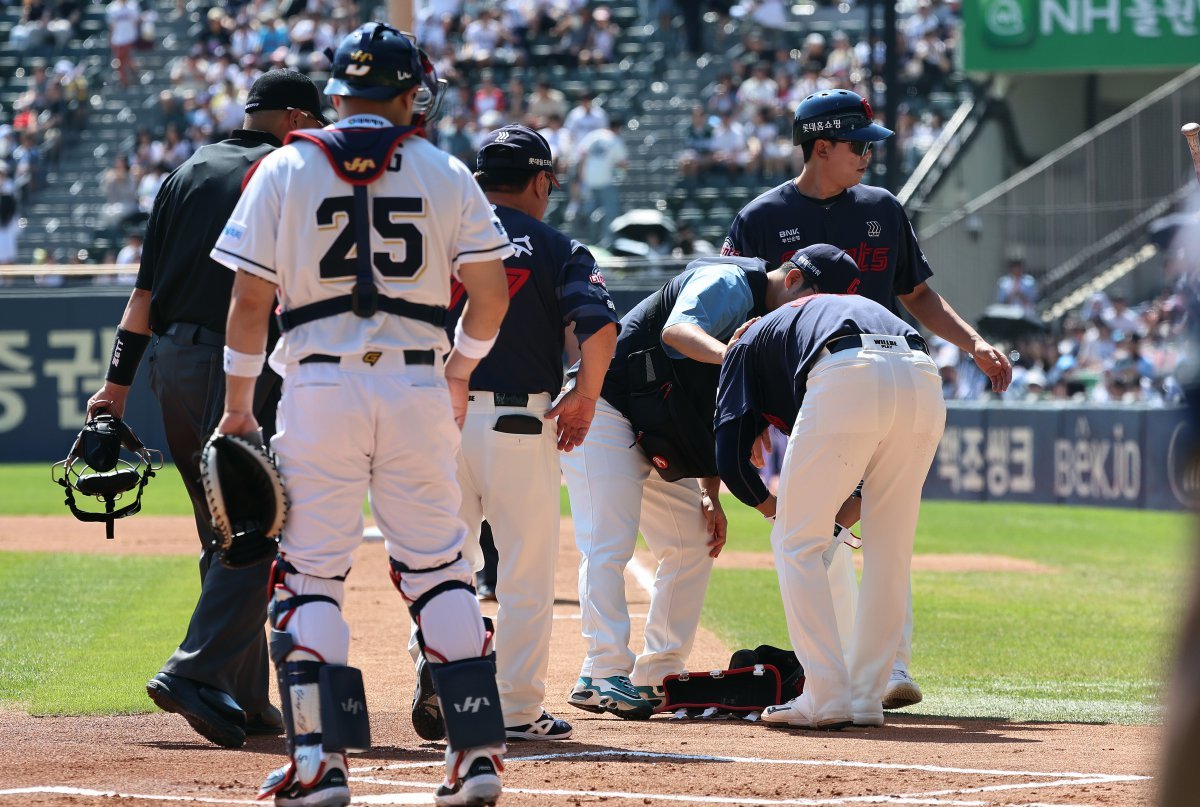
[211,114,513,370]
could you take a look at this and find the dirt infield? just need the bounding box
[2,515,1161,806]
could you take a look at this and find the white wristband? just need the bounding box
[453,319,499,360]
[223,345,266,377]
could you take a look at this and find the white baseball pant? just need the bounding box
[560,397,714,687]
[772,343,944,723]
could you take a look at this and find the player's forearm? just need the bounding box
[456,259,510,343]
[661,322,728,365]
[223,271,275,414]
[575,322,617,400]
[899,284,983,353]
[119,288,153,335]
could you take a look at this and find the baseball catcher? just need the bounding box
[199,431,288,568]
[51,406,162,539]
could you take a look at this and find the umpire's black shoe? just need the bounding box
[475,573,497,602]
[146,672,247,748]
[246,703,285,735]
[411,655,446,741]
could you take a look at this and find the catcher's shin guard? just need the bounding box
[265,558,369,797]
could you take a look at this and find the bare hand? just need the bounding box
[545,388,597,452]
[86,383,129,421]
[727,317,761,353]
[749,425,772,469]
[216,411,259,436]
[446,376,470,430]
[701,490,728,558]
[970,339,1013,393]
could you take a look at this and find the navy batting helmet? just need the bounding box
[791,89,893,146]
[325,22,445,120]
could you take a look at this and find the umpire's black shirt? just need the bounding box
[136,130,281,334]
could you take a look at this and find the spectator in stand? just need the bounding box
[506,76,528,122]
[1077,319,1118,371]
[908,28,952,96]
[746,106,788,179]
[824,31,857,82]
[708,109,749,176]
[675,105,714,180]
[99,153,139,234]
[527,80,569,128]
[1106,295,1143,338]
[473,71,506,122]
[565,92,608,145]
[581,7,617,66]
[538,113,574,174]
[107,0,141,88]
[736,62,779,120]
[437,111,479,167]
[704,73,738,118]
[12,131,42,202]
[575,117,628,244]
[995,256,1038,317]
[799,32,827,71]
[0,165,18,265]
[115,231,143,265]
[460,8,508,67]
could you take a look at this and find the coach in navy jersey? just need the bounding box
[722,89,1011,709]
[715,264,946,728]
[410,123,619,744]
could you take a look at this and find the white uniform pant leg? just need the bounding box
[827,543,858,660]
[561,398,649,679]
[849,351,945,719]
[894,582,914,673]
[272,362,374,579]
[773,352,895,721]
[632,473,712,687]
[367,368,485,663]
[463,395,560,726]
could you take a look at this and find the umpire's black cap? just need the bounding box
[786,244,862,294]
[245,69,329,125]
[476,124,561,187]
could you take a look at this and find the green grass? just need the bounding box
[6,462,196,516]
[701,500,1193,724]
[0,552,197,714]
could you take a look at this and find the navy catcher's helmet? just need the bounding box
[325,22,445,121]
[791,89,894,146]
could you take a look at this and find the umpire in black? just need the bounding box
[86,70,326,748]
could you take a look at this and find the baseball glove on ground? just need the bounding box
[200,432,287,567]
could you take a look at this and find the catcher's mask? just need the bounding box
[51,407,163,539]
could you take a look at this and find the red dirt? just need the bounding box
[0,515,1159,806]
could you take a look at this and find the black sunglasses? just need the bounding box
[830,139,874,157]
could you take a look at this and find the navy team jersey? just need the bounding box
[715,294,922,506]
[448,204,618,395]
[722,181,932,313]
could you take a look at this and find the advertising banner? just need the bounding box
[964,0,1200,73]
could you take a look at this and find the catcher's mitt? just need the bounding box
[200,432,288,567]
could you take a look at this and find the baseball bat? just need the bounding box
[1184,122,1200,185]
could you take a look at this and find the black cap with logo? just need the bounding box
[786,243,862,294]
[245,69,328,125]
[476,124,560,187]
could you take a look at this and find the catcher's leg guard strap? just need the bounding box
[432,656,506,750]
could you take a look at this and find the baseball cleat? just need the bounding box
[568,675,653,720]
[882,668,923,710]
[146,672,247,748]
[506,710,573,740]
[435,754,503,806]
[634,684,666,711]
[760,696,851,730]
[261,757,351,807]
[411,655,446,741]
[853,712,885,727]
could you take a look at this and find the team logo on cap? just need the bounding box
[495,131,511,142]
[350,50,373,62]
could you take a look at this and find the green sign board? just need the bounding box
[963,0,1200,73]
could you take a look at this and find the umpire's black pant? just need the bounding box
[149,322,281,717]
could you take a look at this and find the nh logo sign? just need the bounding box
[454,697,491,713]
[341,698,365,715]
[344,158,377,173]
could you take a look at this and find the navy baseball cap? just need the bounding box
[476,124,561,187]
[245,69,329,125]
[785,243,862,294]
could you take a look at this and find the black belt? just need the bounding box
[163,322,224,347]
[825,333,929,355]
[469,391,529,407]
[300,350,436,366]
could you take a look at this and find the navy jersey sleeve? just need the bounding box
[721,210,750,257]
[558,240,619,343]
[892,201,933,296]
[715,416,771,507]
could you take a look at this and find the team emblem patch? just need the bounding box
[344,157,377,173]
[651,455,669,470]
[363,351,382,365]
[866,221,881,238]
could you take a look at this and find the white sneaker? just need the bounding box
[882,668,923,710]
[506,711,573,741]
[760,695,850,730]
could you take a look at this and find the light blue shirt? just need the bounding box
[661,258,757,359]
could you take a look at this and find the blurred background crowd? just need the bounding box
[1,0,1196,406]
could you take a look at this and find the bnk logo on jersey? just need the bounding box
[455,697,491,713]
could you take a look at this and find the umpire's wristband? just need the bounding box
[105,328,151,386]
